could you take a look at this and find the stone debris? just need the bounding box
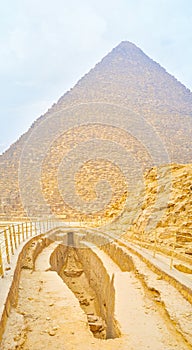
[117,163,192,259]
[185,249,192,255]
[63,269,83,277]
[48,329,56,336]
[87,315,106,338]
[174,264,192,274]
[5,266,11,271]
[79,298,90,306]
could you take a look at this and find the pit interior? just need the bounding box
[49,231,120,340]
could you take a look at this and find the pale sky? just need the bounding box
[0,0,192,154]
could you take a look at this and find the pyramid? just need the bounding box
[0,41,191,223]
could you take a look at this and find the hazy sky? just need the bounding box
[0,0,192,154]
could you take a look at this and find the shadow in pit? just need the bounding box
[49,232,120,340]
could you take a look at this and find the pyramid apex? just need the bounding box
[109,40,146,59]
[117,40,137,47]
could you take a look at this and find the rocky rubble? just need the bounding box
[110,163,192,255]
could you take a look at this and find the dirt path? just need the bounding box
[1,244,104,350]
[93,246,192,349]
[1,242,192,350]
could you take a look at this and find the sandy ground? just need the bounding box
[1,242,192,350]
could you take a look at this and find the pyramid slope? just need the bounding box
[1,41,192,160]
[0,41,191,219]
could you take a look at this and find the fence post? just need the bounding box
[9,226,14,255]
[18,224,21,245]
[153,230,157,258]
[30,221,33,237]
[22,223,25,241]
[170,229,177,269]
[43,220,46,233]
[4,229,10,264]
[34,221,37,235]
[26,222,29,239]
[0,245,4,277]
[12,225,17,250]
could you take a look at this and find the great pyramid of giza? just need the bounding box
[0,41,191,223]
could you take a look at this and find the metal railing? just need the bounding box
[0,219,62,277]
[124,228,192,270]
[0,220,191,277]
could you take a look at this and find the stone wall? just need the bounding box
[50,242,120,339]
[102,241,134,272]
[77,243,120,339]
[0,235,50,341]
